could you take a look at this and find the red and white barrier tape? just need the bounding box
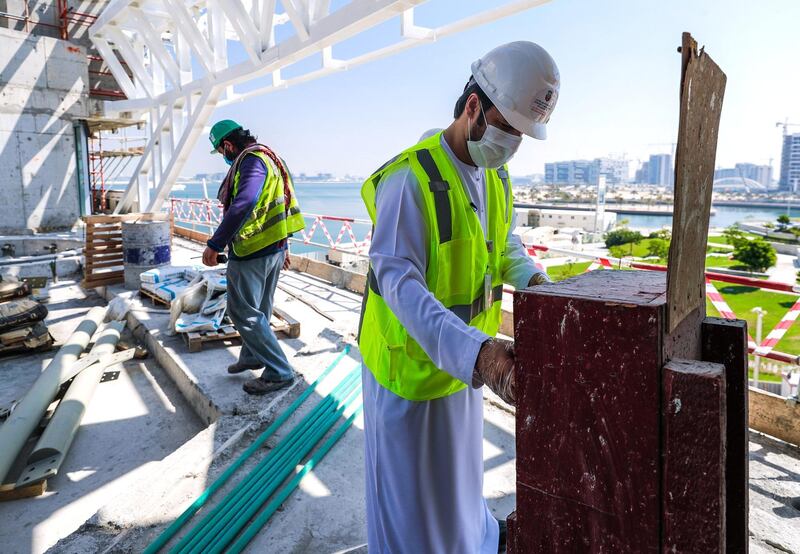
[754,297,800,356]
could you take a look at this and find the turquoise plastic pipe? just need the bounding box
[205,385,363,554]
[205,386,362,554]
[176,369,361,554]
[228,404,364,553]
[202,386,361,553]
[173,368,359,553]
[145,346,351,554]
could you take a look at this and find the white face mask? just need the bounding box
[467,104,522,168]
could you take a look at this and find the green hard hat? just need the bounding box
[209,119,242,152]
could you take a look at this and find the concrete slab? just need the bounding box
[97,239,366,424]
[41,243,800,552]
[0,279,204,554]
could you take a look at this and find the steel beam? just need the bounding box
[90,0,551,213]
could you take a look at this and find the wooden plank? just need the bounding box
[86,230,123,237]
[702,317,749,553]
[749,387,800,447]
[173,226,214,244]
[86,259,125,270]
[0,479,46,501]
[85,246,123,255]
[82,271,125,288]
[85,240,122,248]
[83,213,169,224]
[272,307,300,338]
[661,359,726,553]
[666,32,727,332]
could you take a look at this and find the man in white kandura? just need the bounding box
[357,41,560,553]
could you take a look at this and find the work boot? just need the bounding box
[497,519,507,554]
[243,376,294,395]
[227,362,263,374]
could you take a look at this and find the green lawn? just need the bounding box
[609,238,658,258]
[748,369,783,383]
[706,282,800,354]
[703,255,749,270]
[707,232,761,246]
[546,261,593,281]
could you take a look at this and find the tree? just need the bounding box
[723,225,747,248]
[777,214,791,229]
[605,228,643,248]
[648,228,672,241]
[646,238,669,259]
[733,239,777,273]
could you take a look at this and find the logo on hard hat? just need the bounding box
[545,90,553,102]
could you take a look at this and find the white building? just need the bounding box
[522,208,617,233]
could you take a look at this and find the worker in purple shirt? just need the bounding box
[202,120,305,395]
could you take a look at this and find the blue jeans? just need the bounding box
[226,250,294,381]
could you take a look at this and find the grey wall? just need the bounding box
[0,26,89,233]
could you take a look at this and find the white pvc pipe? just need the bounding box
[0,306,107,484]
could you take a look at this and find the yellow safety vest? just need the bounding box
[231,151,305,257]
[358,132,513,401]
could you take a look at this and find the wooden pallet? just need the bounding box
[82,213,173,289]
[0,479,47,502]
[184,309,300,353]
[139,286,171,307]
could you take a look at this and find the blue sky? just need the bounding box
[184,0,800,178]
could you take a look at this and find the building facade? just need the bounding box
[714,163,772,187]
[635,154,673,186]
[524,208,617,232]
[545,158,628,185]
[780,134,800,191]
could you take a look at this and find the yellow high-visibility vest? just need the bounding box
[231,151,305,257]
[358,132,513,401]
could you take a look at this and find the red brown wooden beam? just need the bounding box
[512,270,666,552]
[661,359,726,553]
[702,317,749,553]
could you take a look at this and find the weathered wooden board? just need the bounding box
[662,359,726,553]
[666,32,727,332]
[512,271,666,552]
[749,387,800,447]
[702,317,749,553]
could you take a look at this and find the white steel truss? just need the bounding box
[89,0,550,213]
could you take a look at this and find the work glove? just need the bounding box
[528,272,551,287]
[473,338,516,406]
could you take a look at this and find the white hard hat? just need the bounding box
[471,41,560,140]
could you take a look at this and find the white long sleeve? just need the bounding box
[501,209,546,290]
[369,166,487,385]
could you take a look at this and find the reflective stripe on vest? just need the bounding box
[230,152,305,257]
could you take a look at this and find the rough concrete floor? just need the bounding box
[0,279,204,554]
[22,242,800,552]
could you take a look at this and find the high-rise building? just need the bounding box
[780,133,800,191]
[648,154,673,186]
[634,154,672,185]
[544,160,594,185]
[544,158,628,185]
[591,158,629,186]
[714,163,772,187]
[735,163,772,187]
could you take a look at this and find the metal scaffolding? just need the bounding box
[87,0,551,214]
